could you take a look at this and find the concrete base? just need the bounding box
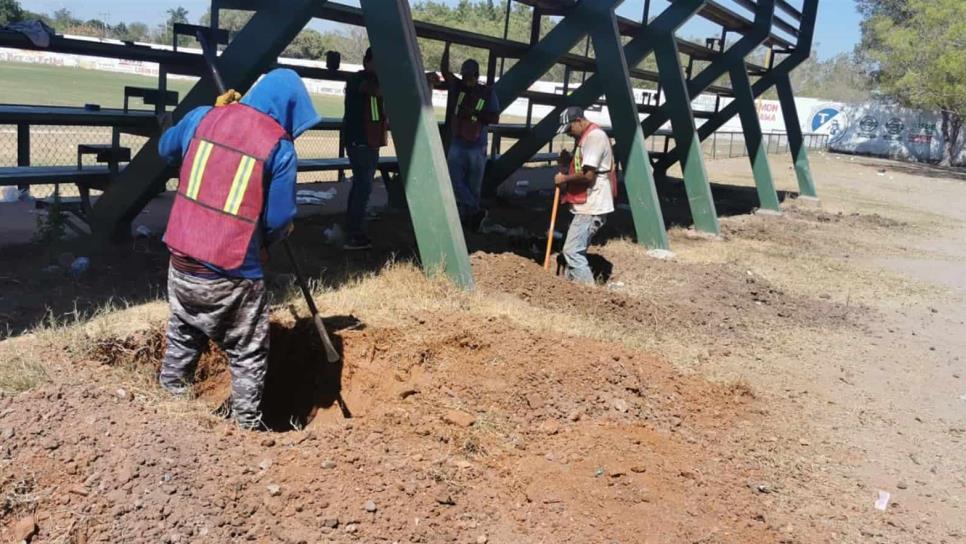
[646,248,676,260]
[682,229,724,242]
[754,208,783,217]
[794,195,821,207]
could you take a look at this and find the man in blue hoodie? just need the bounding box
[157,69,321,429]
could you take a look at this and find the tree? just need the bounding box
[165,6,190,46]
[284,29,322,59]
[123,22,151,43]
[50,8,81,32]
[198,8,253,41]
[860,0,965,164]
[0,0,24,25]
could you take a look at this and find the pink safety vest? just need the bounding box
[164,103,287,269]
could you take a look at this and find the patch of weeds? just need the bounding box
[0,353,48,394]
[34,189,67,244]
[1,473,38,516]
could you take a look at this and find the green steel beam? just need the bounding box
[654,0,820,199]
[361,0,474,288]
[775,73,817,198]
[730,62,781,211]
[653,35,720,234]
[728,0,781,211]
[493,0,623,111]
[640,0,775,136]
[90,1,319,241]
[587,3,668,249]
[484,0,706,188]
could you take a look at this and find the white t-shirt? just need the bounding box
[571,127,615,216]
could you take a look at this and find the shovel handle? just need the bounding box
[543,186,561,271]
[283,241,340,363]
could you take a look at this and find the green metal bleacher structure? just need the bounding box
[0,0,820,288]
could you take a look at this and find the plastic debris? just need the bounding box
[135,225,153,238]
[296,188,337,205]
[513,180,530,197]
[874,490,891,511]
[323,224,344,245]
[0,187,18,203]
[69,257,90,278]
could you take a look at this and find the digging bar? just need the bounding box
[195,30,340,363]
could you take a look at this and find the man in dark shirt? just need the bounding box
[341,47,388,250]
[437,43,500,231]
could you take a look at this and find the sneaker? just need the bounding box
[343,235,372,251]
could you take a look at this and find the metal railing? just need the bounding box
[3,120,830,200]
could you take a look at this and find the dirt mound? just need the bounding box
[472,250,853,341]
[1,310,790,543]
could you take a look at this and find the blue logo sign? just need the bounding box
[811,107,841,132]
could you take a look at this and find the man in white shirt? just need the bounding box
[553,107,616,285]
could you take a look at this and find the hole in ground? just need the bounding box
[92,314,365,431]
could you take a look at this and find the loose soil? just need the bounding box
[1,152,965,543]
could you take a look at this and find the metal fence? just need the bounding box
[0,123,347,199]
[2,123,830,200]
[644,130,830,160]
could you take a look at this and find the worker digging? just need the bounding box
[156,68,322,430]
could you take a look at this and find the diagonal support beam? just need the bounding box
[494,0,623,111]
[654,0,820,198]
[730,61,781,211]
[645,0,781,212]
[90,1,319,241]
[587,3,668,249]
[775,73,817,198]
[361,0,474,288]
[484,0,707,188]
[641,0,776,136]
[653,34,719,234]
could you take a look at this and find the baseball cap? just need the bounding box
[557,106,584,134]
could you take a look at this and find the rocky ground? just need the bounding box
[1,152,965,543]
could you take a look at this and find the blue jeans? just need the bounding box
[447,143,487,217]
[563,214,606,285]
[346,144,379,238]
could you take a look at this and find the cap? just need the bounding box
[557,106,585,135]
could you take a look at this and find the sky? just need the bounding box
[19,0,863,60]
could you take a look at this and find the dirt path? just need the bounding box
[1,152,964,543]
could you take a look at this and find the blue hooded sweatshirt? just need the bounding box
[159,69,321,279]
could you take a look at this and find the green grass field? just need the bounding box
[0,61,345,116]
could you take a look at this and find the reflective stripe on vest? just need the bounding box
[223,155,257,215]
[370,96,380,122]
[186,141,214,200]
[164,103,286,270]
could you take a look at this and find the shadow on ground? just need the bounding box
[0,173,784,339]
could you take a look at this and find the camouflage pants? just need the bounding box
[160,265,269,428]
